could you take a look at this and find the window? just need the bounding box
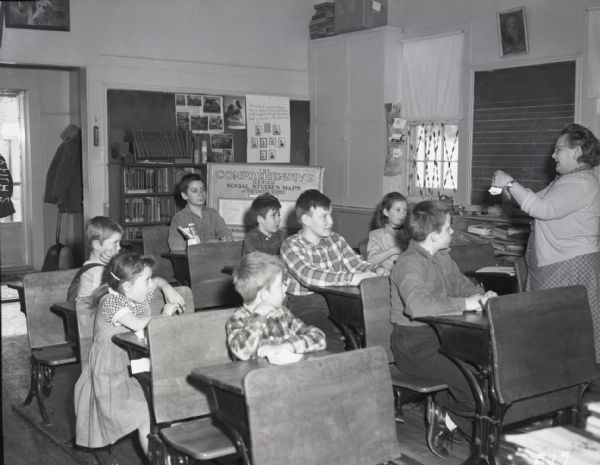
[0,93,23,223]
[407,121,459,199]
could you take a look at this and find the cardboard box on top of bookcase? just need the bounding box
[335,0,387,34]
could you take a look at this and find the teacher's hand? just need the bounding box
[492,170,514,188]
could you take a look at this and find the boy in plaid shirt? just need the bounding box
[226,251,326,361]
[281,189,387,352]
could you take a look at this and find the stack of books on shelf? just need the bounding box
[124,197,174,224]
[500,426,600,464]
[310,2,335,39]
[123,167,172,194]
[133,129,193,160]
[463,223,530,256]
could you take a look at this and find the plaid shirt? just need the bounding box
[280,232,377,296]
[226,305,326,360]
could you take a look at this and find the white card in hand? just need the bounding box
[130,357,150,374]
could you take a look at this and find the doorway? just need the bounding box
[0,65,84,274]
[0,91,29,271]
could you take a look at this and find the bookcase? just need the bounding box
[110,162,206,244]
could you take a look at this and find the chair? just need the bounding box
[187,241,243,309]
[22,268,79,425]
[143,225,176,283]
[450,243,517,294]
[359,276,448,421]
[243,347,407,465]
[487,285,597,429]
[146,307,238,465]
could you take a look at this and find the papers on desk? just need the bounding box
[475,266,516,276]
[266,351,303,365]
[130,357,150,374]
[503,426,600,465]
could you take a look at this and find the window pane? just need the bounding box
[408,122,459,198]
[0,94,23,223]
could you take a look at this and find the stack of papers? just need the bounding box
[503,426,600,464]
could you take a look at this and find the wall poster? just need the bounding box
[175,93,224,134]
[246,95,291,163]
[207,162,324,238]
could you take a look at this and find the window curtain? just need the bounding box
[400,32,464,120]
[587,7,600,98]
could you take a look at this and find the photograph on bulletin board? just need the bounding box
[175,93,224,134]
[246,95,290,163]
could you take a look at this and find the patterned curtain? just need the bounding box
[407,122,458,199]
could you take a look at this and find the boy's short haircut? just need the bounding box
[86,216,124,245]
[406,200,450,242]
[250,193,281,225]
[177,172,206,197]
[295,189,331,223]
[233,251,283,303]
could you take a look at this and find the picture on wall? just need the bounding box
[497,6,528,56]
[4,0,70,31]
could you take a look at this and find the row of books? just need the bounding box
[310,2,335,39]
[123,166,200,194]
[124,167,172,194]
[133,129,194,160]
[123,197,174,224]
[123,226,143,241]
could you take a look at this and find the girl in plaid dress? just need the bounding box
[74,252,182,455]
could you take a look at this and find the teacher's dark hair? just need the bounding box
[561,123,600,168]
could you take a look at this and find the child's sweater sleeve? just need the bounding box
[284,308,327,353]
[226,308,268,360]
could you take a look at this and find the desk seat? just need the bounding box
[160,417,237,461]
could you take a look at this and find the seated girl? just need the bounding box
[367,192,409,270]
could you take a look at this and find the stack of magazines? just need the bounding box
[501,426,600,464]
[310,2,335,39]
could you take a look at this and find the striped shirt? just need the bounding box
[226,305,326,360]
[280,231,377,296]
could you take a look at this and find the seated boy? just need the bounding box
[77,216,185,308]
[242,193,287,256]
[280,189,387,352]
[226,251,326,361]
[168,173,232,251]
[389,200,496,458]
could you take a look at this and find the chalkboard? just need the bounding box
[107,89,309,165]
[471,61,575,205]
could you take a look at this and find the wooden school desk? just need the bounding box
[307,284,363,349]
[415,312,493,465]
[189,351,332,464]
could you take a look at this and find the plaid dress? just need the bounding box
[525,230,600,361]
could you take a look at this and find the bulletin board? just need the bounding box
[206,162,324,238]
[107,89,310,165]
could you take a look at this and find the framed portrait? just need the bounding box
[5,0,70,31]
[497,6,528,57]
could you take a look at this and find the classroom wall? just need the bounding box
[387,0,600,195]
[2,0,599,254]
[0,0,314,268]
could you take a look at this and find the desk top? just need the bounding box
[416,311,488,330]
[190,350,332,396]
[51,300,76,314]
[112,331,149,355]
[307,284,360,298]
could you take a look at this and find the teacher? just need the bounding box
[492,123,600,363]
